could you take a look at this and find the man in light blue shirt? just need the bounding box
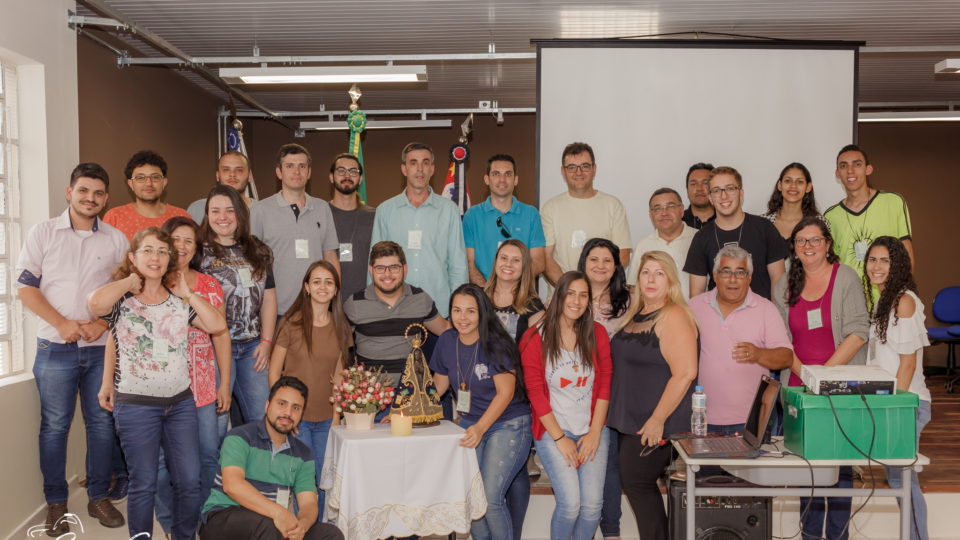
[370,142,467,317]
[462,154,546,285]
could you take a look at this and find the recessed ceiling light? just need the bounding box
[220,65,428,84]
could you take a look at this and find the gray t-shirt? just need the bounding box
[250,192,339,313]
[187,198,206,224]
[330,204,376,298]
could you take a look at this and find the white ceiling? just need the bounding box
[74,0,960,114]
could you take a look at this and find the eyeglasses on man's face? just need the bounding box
[716,268,749,280]
[708,185,740,197]
[563,163,594,174]
[372,264,403,275]
[334,167,361,178]
[131,174,164,184]
[650,203,682,214]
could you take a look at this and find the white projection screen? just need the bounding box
[536,40,859,245]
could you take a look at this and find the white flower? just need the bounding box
[349,403,356,410]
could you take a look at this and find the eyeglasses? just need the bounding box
[372,264,403,275]
[717,268,749,280]
[131,174,164,183]
[709,185,740,196]
[334,166,361,178]
[137,247,171,257]
[794,237,825,248]
[650,203,682,214]
[639,440,666,457]
[563,163,594,173]
[496,216,512,239]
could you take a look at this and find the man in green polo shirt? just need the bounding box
[199,377,343,540]
[824,144,914,277]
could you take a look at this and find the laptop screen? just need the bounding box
[743,374,781,447]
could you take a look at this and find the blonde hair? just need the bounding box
[620,250,697,329]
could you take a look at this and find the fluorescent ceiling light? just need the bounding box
[220,65,427,84]
[859,110,960,122]
[299,119,451,130]
[934,59,960,73]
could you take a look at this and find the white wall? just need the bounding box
[0,0,80,536]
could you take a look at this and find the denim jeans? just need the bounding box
[885,400,931,540]
[599,428,621,537]
[33,340,114,503]
[504,450,532,539]
[155,400,220,533]
[534,426,609,540]
[115,397,201,540]
[463,414,533,540]
[295,418,332,517]
[232,338,269,423]
[800,465,854,540]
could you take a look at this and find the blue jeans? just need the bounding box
[801,466,853,540]
[534,427,609,540]
[33,340,114,503]
[885,400,931,540]
[115,397,201,540]
[599,428,621,537]
[504,450,532,539]
[463,414,533,540]
[232,338,269,423]
[295,418,332,518]
[155,400,220,533]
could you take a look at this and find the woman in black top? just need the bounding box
[484,239,545,342]
[609,250,699,540]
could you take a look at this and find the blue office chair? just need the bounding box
[927,286,960,392]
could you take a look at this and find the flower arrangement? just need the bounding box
[330,363,395,415]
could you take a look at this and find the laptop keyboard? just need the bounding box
[690,437,753,453]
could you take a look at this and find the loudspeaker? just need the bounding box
[668,478,772,540]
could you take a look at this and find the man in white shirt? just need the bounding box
[541,142,631,286]
[626,187,697,298]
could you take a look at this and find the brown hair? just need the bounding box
[526,271,596,369]
[278,261,351,357]
[200,185,273,279]
[111,227,180,287]
[369,241,406,266]
[709,166,743,188]
[484,239,539,314]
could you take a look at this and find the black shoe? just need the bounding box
[44,504,69,537]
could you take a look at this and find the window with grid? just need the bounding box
[0,60,23,377]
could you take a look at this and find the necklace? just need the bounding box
[455,338,481,391]
[713,220,744,249]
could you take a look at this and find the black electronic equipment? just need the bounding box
[668,478,772,540]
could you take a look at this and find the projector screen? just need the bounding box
[536,40,859,246]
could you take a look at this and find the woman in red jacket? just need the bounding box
[520,271,612,540]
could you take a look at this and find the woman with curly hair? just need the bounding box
[763,162,821,240]
[864,236,931,540]
[773,216,868,540]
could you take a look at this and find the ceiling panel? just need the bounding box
[75,0,960,112]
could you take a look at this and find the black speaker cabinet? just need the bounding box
[668,478,772,540]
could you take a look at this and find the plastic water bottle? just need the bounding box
[691,386,708,437]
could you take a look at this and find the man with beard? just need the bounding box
[103,150,191,240]
[327,153,376,297]
[370,142,467,318]
[682,162,716,229]
[343,241,450,394]
[462,154,546,285]
[16,163,128,535]
[187,151,255,223]
[199,377,344,540]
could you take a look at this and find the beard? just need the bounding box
[268,416,296,435]
[374,281,402,295]
[335,180,358,195]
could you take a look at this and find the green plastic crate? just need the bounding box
[781,386,918,460]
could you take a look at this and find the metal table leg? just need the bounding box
[686,463,698,540]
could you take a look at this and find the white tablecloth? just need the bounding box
[319,421,487,540]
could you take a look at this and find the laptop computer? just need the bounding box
[677,374,781,459]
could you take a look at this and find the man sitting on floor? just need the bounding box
[199,377,343,540]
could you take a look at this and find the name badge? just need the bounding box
[153,337,169,364]
[456,389,471,413]
[238,267,255,289]
[807,308,823,330]
[408,230,423,250]
[339,242,353,262]
[295,239,310,259]
[571,230,586,249]
[275,487,290,509]
[854,240,869,262]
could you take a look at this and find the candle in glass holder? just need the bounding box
[391,412,413,436]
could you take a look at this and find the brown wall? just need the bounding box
[240,114,538,208]
[77,36,957,366]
